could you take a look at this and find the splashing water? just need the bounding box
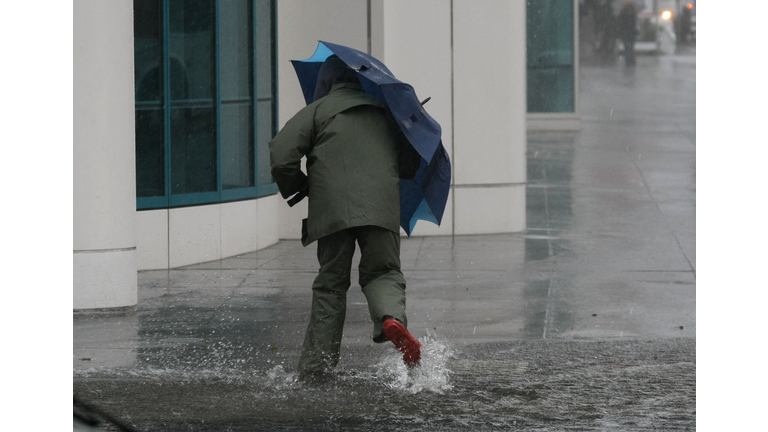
[368,331,454,394]
[265,365,297,390]
[254,331,455,395]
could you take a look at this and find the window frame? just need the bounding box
[525,0,576,114]
[135,0,278,211]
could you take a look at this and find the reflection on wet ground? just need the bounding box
[74,52,695,430]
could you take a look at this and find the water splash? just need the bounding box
[74,332,455,398]
[370,331,454,394]
[265,365,297,390]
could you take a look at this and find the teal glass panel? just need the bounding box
[219,0,252,100]
[134,0,165,199]
[527,0,575,113]
[221,104,254,189]
[134,0,163,102]
[256,100,273,186]
[220,0,254,190]
[135,109,165,197]
[169,0,215,101]
[168,0,216,195]
[170,106,217,194]
[255,0,273,100]
[255,0,275,186]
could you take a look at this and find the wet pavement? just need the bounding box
[74,51,695,431]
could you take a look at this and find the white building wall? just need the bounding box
[453,0,527,234]
[256,194,281,249]
[73,0,138,309]
[136,209,169,270]
[135,194,281,270]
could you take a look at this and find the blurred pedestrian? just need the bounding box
[269,55,423,378]
[596,0,617,63]
[677,5,692,45]
[617,1,638,67]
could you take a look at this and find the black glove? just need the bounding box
[287,188,308,207]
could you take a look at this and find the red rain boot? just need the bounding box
[382,317,421,367]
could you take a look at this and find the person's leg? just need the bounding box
[355,226,407,342]
[298,229,356,373]
[624,36,636,66]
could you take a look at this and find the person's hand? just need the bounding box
[287,187,308,207]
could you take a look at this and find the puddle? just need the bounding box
[74,338,695,431]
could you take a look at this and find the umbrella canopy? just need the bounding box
[291,41,451,235]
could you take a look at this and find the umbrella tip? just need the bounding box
[420,97,431,106]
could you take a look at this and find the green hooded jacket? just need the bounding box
[269,83,421,246]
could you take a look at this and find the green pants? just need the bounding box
[298,225,407,373]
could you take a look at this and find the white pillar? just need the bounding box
[452,0,527,234]
[73,0,138,309]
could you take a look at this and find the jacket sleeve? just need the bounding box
[268,106,314,199]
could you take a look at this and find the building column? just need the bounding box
[452,0,527,234]
[73,0,138,309]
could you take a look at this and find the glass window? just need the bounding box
[255,0,274,187]
[133,0,277,209]
[134,0,165,198]
[527,0,575,113]
[169,0,217,196]
[220,0,254,190]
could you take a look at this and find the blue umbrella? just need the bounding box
[291,41,451,235]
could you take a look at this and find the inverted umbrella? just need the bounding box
[291,41,451,235]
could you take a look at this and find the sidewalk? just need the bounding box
[74,51,695,431]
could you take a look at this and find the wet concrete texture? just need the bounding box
[74,52,695,430]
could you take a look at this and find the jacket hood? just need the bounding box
[313,55,361,102]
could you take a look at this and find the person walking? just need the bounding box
[269,55,423,377]
[617,1,638,67]
[677,5,692,45]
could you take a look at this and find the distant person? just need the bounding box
[269,55,423,379]
[617,1,638,67]
[596,0,617,63]
[677,6,692,45]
